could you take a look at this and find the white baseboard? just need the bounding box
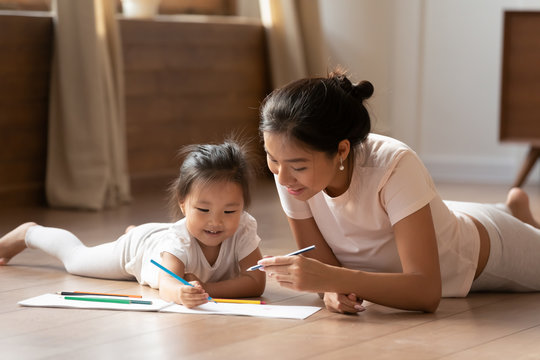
[421,155,540,185]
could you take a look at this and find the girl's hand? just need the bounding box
[323,292,365,314]
[177,281,210,308]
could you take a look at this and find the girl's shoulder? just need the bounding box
[237,211,258,232]
[168,218,191,245]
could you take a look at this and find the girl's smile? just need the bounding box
[180,180,244,248]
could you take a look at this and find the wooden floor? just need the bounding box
[2,178,540,359]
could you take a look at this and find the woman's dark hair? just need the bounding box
[168,139,254,220]
[259,69,373,156]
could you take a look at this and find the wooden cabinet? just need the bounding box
[0,13,269,205]
[120,16,270,187]
[500,11,540,187]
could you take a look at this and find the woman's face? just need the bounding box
[263,132,343,201]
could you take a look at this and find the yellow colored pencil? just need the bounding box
[213,298,266,305]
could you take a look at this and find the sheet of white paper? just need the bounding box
[18,293,171,312]
[18,294,322,320]
[161,302,321,320]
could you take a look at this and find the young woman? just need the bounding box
[0,140,265,308]
[255,70,540,313]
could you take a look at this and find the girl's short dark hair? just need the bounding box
[168,138,254,220]
[259,69,374,156]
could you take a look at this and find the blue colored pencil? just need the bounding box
[150,259,214,302]
[247,245,316,271]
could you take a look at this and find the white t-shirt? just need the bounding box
[123,211,261,289]
[275,134,479,297]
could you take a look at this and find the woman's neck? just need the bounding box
[325,153,354,197]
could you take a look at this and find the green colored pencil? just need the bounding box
[64,296,152,305]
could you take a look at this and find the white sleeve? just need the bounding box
[274,175,313,219]
[234,212,262,261]
[379,151,436,226]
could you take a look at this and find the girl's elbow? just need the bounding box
[254,278,266,297]
[246,275,266,297]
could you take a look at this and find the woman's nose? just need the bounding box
[276,166,292,186]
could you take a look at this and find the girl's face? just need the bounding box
[263,132,346,201]
[180,180,244,248]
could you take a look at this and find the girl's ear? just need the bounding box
[337,139,351,160]
[179,201,186,215]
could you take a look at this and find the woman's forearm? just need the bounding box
[326,265,441,312]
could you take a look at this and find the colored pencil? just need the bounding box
[213,298,266,305]
[57,291,142,298]
[150,259,215,302]
[64,296,152,305]
[247,245,316,271]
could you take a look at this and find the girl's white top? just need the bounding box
[122,211,261,289]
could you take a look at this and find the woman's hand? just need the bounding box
[177,281,210,308]
[258,255,333,293]
[323,292,365,314]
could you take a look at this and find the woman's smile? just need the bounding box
[286,187,305,196]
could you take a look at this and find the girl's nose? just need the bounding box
[209,212,223,226]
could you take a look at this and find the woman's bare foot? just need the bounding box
[506,188,540,229]
[0,222,36,265]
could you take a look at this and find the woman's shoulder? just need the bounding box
[364,133,411,151]
[358,133,415,166]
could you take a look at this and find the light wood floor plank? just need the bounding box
[1,179,540,359]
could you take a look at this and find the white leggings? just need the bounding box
[463,203,540,292]
[25,225,133,280]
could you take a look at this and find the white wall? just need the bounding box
[317,0,540,184]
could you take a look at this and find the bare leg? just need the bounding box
[506,188,540,229]
[0,222,36,265]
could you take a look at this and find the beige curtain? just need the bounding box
[46,0,130,210]
[258,0,328,88]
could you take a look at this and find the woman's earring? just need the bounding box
[339,157,345,171]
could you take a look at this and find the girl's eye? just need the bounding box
[266,154,278,163]
[224,210,236,214]
[196,208,209,213]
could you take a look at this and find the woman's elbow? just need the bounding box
[422,294,441,313]
[421,284,441,313]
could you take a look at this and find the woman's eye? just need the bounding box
[196,208,209,213]
[292,167,306,171]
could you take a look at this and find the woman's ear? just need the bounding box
[337,139,351,160]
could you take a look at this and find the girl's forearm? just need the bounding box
[204,274,265,298]
[159,278,181,303]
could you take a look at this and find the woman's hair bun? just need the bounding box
[329,69,373,102]
[352,80,374,101]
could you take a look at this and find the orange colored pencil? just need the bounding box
[57,291,143,298]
